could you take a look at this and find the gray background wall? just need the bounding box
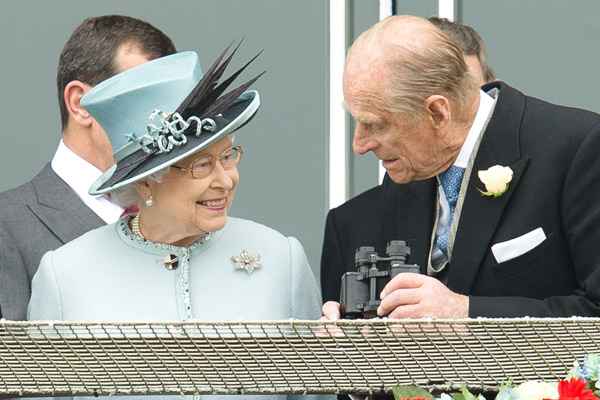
[0,0,328,276]
[460,0,600,114]
[348,0,381,197]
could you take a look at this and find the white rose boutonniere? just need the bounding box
[478,165,513,197]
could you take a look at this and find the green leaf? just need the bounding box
[477,188,505,198]
[391,385,433,400]
[460,385,478,400]
[499,379,514,389]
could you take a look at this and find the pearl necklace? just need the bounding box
[130,214,144,239]
[130,214,179,270]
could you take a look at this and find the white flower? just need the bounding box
[513,380,558,400]
[478,165,513,197]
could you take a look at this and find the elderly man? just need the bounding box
[321,15,600,319]
[428,17,495,85]
[0,15,176,320]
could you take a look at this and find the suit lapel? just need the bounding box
[380,175,436,270]
[447,83,530,293]
[28,164,104,244]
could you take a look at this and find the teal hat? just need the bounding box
[82,44,262,195]
[83,51,202,153]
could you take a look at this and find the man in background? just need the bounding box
[0,15,176,320]
[429,17,495,85]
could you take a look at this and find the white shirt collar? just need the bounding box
[453,90,496,169]
[51,140,123,224]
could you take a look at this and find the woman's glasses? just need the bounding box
[171,145,243,179]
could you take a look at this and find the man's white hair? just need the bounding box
[347,15,478,122]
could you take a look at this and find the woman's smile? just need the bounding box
[197,197,228,212]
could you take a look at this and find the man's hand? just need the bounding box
[321,301,341,321]
[318,301,344,337]
[378,273,469,318]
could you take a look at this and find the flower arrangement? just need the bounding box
[392,354,600,400]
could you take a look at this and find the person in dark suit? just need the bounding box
[321,15,600,319]
[0,15,176,320]
[428,17,496,85]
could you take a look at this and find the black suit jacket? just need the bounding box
[321,82,600,317]
[0,164,104,320]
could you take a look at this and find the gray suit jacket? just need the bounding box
[0,163,103,320]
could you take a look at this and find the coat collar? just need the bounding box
[28,164,104,243]
[446,82,530,293]
[379,82,530,290]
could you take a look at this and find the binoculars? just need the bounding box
[339,240,420,319]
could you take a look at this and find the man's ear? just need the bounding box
[64,80,93,127]
[424,95,451,130]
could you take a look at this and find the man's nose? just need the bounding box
[352,128,377,155]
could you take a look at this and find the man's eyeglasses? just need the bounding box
[171,145,243,179]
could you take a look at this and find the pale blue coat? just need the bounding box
[29,217,326,400]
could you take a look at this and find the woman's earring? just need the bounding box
[145,196,154,207]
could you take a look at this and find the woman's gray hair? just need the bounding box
[108,167,170,209]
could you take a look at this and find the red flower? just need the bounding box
[557,378,598,400]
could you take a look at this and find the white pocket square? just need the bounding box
[491,227,547,264]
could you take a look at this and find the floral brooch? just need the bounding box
[231,250,262,274]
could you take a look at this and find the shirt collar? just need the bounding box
[51,140,105,197]
[453,90,497,169]
[51,140,123,223]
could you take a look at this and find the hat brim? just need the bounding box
[89,90,260,195]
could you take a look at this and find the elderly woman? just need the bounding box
[28,47,321,331]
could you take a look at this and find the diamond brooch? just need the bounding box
[231,250,262,274]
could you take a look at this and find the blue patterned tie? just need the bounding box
[439,165,465,218]
[431,165,466,272]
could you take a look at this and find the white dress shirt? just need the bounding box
[454,89,497,168]
[51,140,123,224]
[428,90,497,274]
